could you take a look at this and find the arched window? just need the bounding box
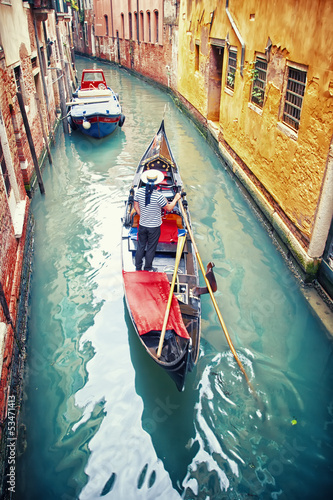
[121,13,125,39]
[104,15,108,36]
[147,11,151,42]
[140,11,144,42]
[134,11,138,41]
[154,10,159,43]
[129,12,132,39]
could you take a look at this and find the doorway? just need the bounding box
[207,44,224,123]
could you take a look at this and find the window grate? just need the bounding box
[226,49,237,90]
[283,67,307,131]
[251,56,267,107]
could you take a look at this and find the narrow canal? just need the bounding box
[15,57,333,499]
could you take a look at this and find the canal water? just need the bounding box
[15,57,333,499]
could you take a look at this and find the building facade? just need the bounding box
[73,0,180,89]
[0,0,76,489]
[177,0,333,291]
[71,0,333,296]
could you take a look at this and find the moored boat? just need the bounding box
[121,121,216,391]
[68,69,125,139]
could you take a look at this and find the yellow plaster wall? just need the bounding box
[178,0,333,242]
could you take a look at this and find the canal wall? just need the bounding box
[72,0,333,299]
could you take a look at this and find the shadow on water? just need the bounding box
[124,301,198,494]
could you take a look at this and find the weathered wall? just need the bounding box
[177,0,333,259]
[80,0,178,92]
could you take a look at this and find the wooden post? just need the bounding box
[35,93,52,165]
[17,92,45,195]
[57,68,70,135]
[33,18,52,138]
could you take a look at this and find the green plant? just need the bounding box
[70,0,79,11]
[227,71,235,88]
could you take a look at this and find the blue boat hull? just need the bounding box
[70,115,121,139]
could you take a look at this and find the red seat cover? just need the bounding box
[123,271,189,338]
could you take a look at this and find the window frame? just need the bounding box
[226,47,237,91]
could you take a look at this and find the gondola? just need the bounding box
[121,121,216,391]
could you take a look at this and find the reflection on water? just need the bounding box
[15,57,333,500]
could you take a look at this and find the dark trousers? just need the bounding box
[135,224,161,270]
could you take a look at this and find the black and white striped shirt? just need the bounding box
[134,187,167,227]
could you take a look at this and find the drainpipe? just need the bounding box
[308,137,333,259]
[225,0,245,77]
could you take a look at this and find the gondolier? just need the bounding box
[134,169,181,271]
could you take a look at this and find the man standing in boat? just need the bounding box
[134,169,181,271]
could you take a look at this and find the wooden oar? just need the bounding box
[157,235,186,358]
[178,197,255,393]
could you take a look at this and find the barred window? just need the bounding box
[0,141,11,196]
[283,66,307,131]
[226,48,237,90]
[251,55,267,107]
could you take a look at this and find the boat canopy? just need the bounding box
[80,70,107,90]
[123,271,190,338]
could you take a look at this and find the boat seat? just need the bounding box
[77,89,113,98]
[131,212,183,229]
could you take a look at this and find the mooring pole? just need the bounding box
[16,92,45,195]
[35,93,52,165]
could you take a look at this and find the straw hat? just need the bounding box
[141,169,164,185]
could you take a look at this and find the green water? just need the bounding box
[15,57,333,500]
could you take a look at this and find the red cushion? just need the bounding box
[123,271,189,338]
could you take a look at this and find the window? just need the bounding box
[140,11,144,42]
[129,13,133,39]
[251,55,267,108]
[134,12,138,40]
[226,48,237,90]
[40,47,47,74]
[0,140,11,196]
[121,13,124,39]
[195,42,199,71]
[104,15,109,36]
[147,11,151,42]
[14,66,22,93]
[154,10,159,43]
[283,66,307,131]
